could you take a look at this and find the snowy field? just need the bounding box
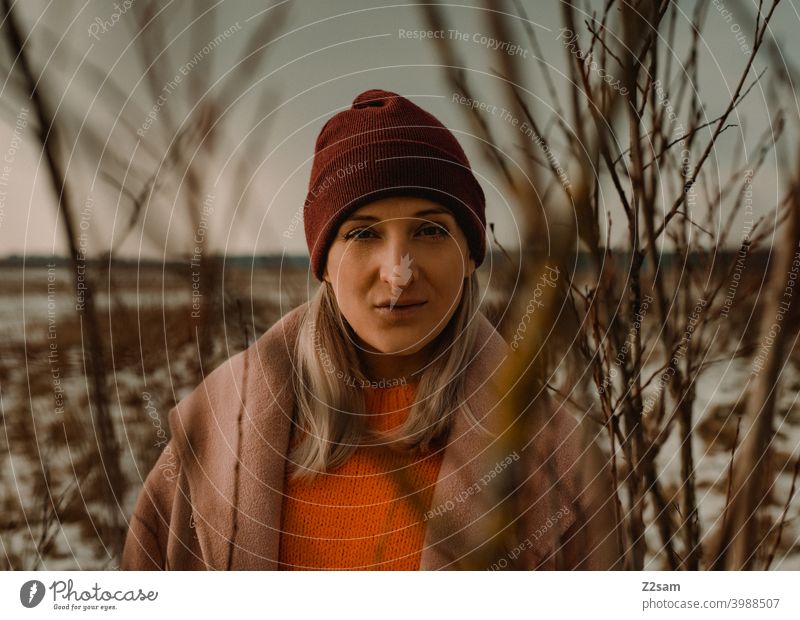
[0,259,797,569]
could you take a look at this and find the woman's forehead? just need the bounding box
[346,197,454,222]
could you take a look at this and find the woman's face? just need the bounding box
[323,196,476,378]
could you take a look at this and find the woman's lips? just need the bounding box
[374,301,427,320]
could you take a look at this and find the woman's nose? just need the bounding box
[378,235,415,286]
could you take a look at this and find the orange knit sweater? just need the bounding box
[278,384,444,570]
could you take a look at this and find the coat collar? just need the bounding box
[168,301,514,569]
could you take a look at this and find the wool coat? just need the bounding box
[121,301,622,570]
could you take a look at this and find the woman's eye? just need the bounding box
[343,228,375,241]
[419,224,448,237]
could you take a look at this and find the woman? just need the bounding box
[121,89,621,570]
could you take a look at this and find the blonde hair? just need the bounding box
[288,271,482,481]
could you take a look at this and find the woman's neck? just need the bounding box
[357,345,431,386]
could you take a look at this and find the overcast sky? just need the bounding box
[0,0,797,259]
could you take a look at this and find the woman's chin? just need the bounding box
[361,334,433,357]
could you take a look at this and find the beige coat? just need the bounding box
[121,302,622,570]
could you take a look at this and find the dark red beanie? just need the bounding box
[303,89,486,281]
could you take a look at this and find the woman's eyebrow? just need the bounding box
[346,207,452,222]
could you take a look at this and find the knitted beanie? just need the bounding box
[303,89,487,281]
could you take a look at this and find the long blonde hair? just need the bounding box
[288,271,482,481]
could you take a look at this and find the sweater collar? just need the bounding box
[168,301,512,569]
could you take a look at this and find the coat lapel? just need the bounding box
[418,319,512,569]
[168,303,306,569]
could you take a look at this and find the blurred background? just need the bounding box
[1,0,799,570]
